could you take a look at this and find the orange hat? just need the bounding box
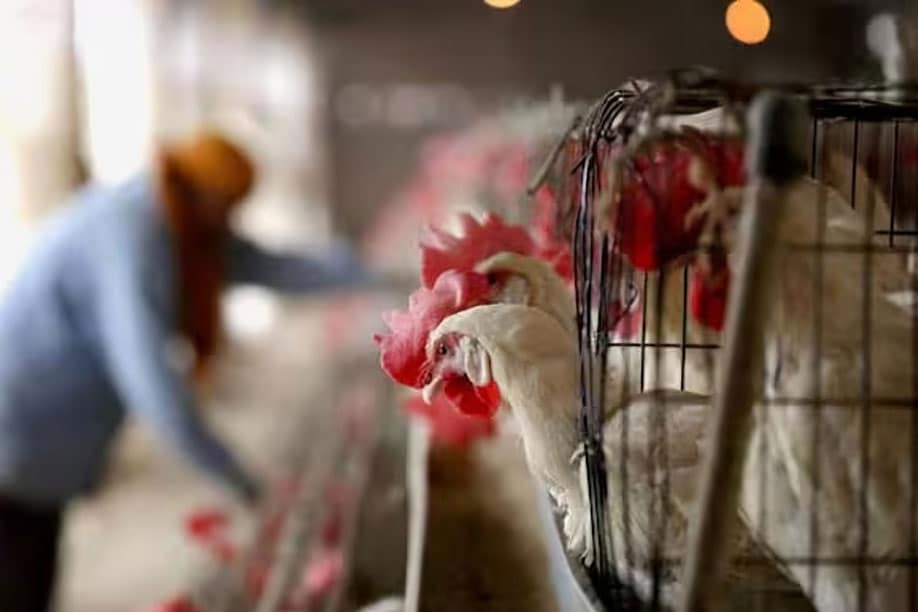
[161,130,256,206]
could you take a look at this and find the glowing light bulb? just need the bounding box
[725,0,771,45]
[484,0,521,9]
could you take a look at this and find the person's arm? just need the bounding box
[95,253,258,502]
[226,234,374,294]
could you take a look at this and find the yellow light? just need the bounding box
[725,0,771,45]
[484,0,522,8]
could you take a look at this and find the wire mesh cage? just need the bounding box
[544,71,918,612]
[174,357,396,612]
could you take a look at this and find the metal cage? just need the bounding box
[180,356,396,612]
[546,73,918,612]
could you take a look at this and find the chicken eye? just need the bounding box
[437,342,448,356]
[486,272,498,285]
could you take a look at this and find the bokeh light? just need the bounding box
[725,0,771,45]
[484,0,522,9]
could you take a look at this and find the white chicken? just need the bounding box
[420,303,586,546]
[470,251,643,435]
[866,12,918,279]
[730,185,918,611]
[473,251,576,334]
[420,302,811,608]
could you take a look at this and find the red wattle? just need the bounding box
[402,395,495,448]
[475,380,502,412]
[689,262,730,331]
[443,377,502,418]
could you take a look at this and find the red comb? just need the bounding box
[614,133,745,270]
[531,185,573,282]
[420,212,536,288]
[374,270,491,388]
[443,378,502,418]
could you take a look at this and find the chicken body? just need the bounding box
[423,304,808,609]
[426,304,588,549]
[584,390,713,606]
[587,389,814,609]
[424,303,681,586]
[735,180,918,612]
[474,251,576,335]
[475,250,647,392]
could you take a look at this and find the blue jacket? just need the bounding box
[0,175,369,506]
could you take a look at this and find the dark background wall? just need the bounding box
[279,0,884,238]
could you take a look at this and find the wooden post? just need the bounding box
[677,91,808,612]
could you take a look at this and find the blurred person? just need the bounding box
[0,131,371,612]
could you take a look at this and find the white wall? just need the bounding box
[74,0,156,184]
[0,0,79,292]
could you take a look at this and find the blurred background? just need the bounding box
[0,1,907,611]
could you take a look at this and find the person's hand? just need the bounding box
[236,473,263,510]
[327,238,416,291]
[326,238,376,287]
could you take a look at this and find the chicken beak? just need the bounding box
[422,378,444,404]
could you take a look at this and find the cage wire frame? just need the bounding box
[546,74,918,611]
[185,358,388,612]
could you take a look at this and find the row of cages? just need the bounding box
[534,73,918,611]
[173,356,405,612]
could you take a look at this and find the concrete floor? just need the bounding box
[57,300,333,612]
